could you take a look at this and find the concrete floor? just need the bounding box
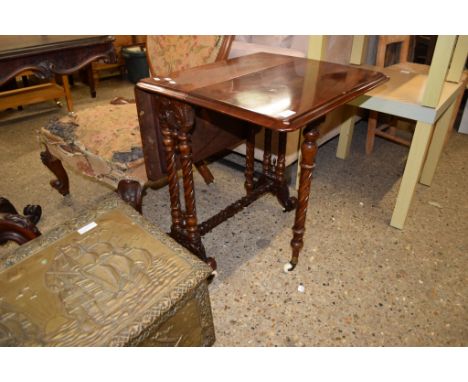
[1,77,467,346]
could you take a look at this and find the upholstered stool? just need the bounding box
[39,101,149,211]
[0,195,215,346]
[38,98,245,213]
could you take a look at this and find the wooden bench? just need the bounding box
[0,74,73,113]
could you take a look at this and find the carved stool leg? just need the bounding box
[117,180,143,213]
[244,125,256,195]
[285,124,320,272]
[195,161,215,185]
[274,132,297,212]
[40,147,70,196]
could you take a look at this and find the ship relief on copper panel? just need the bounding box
[45,242,152,333]
[0,216,191,345]
[41,229,187,345]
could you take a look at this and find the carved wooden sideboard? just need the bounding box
[0,195,215,346]
[0,35,116,112]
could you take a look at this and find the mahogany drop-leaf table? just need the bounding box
[135,52,387,272]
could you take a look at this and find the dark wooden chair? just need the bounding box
[39,36,245,212]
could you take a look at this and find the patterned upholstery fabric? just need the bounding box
[40,103,147,188]
[146,35,224,75]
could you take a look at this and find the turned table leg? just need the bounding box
[285,123,320,272]
[273,131,297,212]
[177,106,215,270]
[244,124,256,195]
[159,98,184,235]
[159,98,214,270]
[262,129,272,176]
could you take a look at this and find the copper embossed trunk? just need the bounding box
[0,195,215,346]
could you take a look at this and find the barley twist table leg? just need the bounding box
[159,98,184,234]
[274,131,297,211]
[262,129,272,176]
[244,124,256,195]
[285,124,320,272]
[0,197,41,245]
[174,102,214,270]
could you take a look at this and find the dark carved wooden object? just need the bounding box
[0,197,42,245]
[0,36,116,86]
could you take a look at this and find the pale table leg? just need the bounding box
[62,75,73,112]
[419,97,457,186]
[390,121,434,229]
[366,110,378,155]
[336,106,357,160]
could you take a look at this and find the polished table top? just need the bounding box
[137,52,388,131]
